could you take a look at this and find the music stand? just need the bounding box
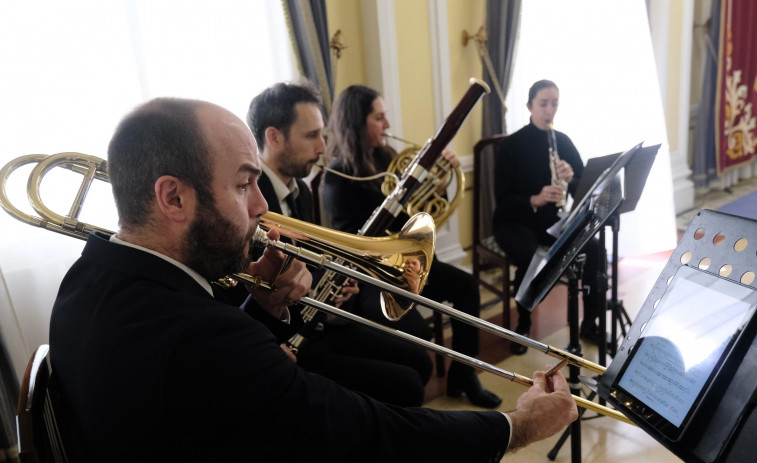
[572,152,621,208]
[518,142,644,312]
[598,210,757,463]
[515,142,645,463]
[603,144,659,356]
[546,144,659,360]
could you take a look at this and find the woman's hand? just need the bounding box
[555,159,574,183]
[530,185,565,209]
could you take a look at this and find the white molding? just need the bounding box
[672,1,695,214]
[426,0,465,265]
[648,0,694,214]
[649,0,670,108]
[459,152,473,173]
[360,0,402,137]
[428,0,453,129]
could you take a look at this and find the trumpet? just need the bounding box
[0,152,634,425]
[547,123,568,211]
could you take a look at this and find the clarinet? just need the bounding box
[547,123,568,211]
[286,78,490,354]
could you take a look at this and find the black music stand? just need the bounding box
[568,145,660,358]
[604,145,658,356]
[598,210,757,463]
[515,142,644,463]
[518,142,644,313]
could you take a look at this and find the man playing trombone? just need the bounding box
[48,96,577,461]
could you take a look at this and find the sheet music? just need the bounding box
[618,267,757,427]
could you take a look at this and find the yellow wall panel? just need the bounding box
[326,0,368,94]
[446,0,486,255]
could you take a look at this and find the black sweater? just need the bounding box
[492,121,584,233]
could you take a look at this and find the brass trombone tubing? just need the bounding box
[27,152,111,237]
[383,132,422,149]
[259,214,606,377]
[230,269,634,426]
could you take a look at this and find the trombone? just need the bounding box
[0,152,634,425]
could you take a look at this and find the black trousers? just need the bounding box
[297,323,432,407]
[221,276,433,407]
[494,222,605,333]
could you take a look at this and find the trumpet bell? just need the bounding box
[259,211,436,320]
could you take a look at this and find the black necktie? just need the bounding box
[285,192,301,219]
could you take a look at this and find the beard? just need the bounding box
[184,198,256,280]
[278,143,315,180]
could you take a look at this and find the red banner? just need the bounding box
[716,0,757,175]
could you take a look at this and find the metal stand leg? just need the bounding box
[548,257,586,462]
[607,214,632,358]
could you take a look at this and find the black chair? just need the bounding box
[472,135,514,329]
[16,345,73,463]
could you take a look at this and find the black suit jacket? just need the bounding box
[49,233,509,462]
[258,172,313,222]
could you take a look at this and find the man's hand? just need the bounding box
[245,229,312,320]
[402,257,422,294]
[506,368,578,452]
[280,344,297,363]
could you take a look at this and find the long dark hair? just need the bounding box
[326,85,393,181]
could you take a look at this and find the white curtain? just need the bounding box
[0,0,295,379]
[506,0,678,259]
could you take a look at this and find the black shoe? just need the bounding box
[447,364,502,409]
[510,331,529,356]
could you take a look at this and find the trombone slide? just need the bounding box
[230,270,634,426]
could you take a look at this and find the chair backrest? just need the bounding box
[308,168,325,226]
[472,135,507,243]
[16,345,70,463]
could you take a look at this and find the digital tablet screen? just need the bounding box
[614,265,757,440]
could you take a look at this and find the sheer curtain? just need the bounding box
[505,0,677,258]
[0,0,295,421]
[283,0,334,115]
[691,0,721,191]
[478,0,521,240]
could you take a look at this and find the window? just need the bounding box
[0,1,295,363]
[505,0,677,258]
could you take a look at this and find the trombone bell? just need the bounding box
[260,211,436,320]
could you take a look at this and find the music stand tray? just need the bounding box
[598,210,757,463]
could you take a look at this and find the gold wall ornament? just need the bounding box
[462,26,507,114]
